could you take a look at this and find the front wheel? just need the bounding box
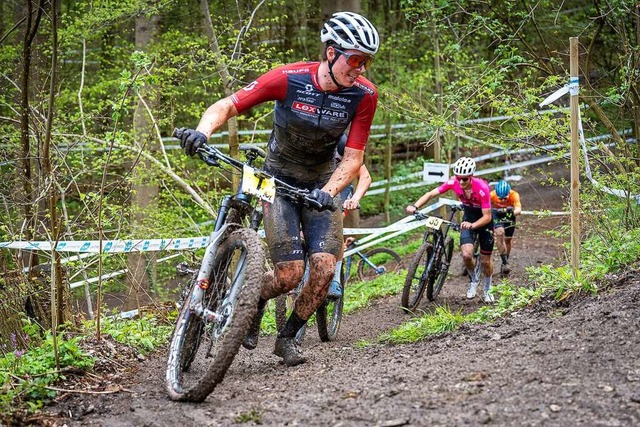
[427,237,454,301]
[166,228,264,402]
[357,248,403,282]
[401,241,434,311]
[316,259,347,341]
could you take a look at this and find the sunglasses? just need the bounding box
[456,176,471,183]
[333,47,374,69]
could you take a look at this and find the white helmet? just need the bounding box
[453,157,476,176]
[320,12,380,55]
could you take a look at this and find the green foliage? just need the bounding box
[374,196,640,346]
[83,313,173,353]
[0,321,94,414]
[0,310,174,417]
[378,305,465,344]
[343,271,405,313]
[234,409,262,424]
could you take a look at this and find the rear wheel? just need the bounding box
[427,237,454,301]
[166,228,264,402]
[401,240,434,311]
[357,248,402,282]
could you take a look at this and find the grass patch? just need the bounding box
[368,219,640,346]
[377,305,465,344]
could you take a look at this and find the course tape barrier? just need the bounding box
[0,201,567,255]
[0,237,210,253]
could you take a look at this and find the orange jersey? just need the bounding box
[490,190,522,209]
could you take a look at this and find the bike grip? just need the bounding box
[305,197,323,210]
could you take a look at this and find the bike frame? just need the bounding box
[418,206,461,283]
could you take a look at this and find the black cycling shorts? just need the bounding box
[460,211,494,255]
[494,219,516,238]
[261,175,343,264]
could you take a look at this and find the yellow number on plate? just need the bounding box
[241,165,276,203]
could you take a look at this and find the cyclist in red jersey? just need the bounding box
[406,157,496,303]
[175,12,380,366]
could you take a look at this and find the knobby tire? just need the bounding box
[426,237,454,301]
[316,258,347,341]
[401,241,434,311]
[166,228,264,402]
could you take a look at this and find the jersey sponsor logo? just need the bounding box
[330,102,346,110]
[322,108,348,118]
[293,101,318,114]
[327,94,352,104]
[283,68,309,74]
[299,96,318,104]
[354,81,375,95]
[243,80,259,91]
[292,102,348,118]
[295,89,321,98]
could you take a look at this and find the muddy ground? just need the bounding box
[34,163,640,426]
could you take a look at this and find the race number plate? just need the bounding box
[241,165,276,203]
[424,216,444,230]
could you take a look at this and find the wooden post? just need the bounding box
[569,37,580,277]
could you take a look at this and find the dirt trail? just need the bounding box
[41,163,640,426]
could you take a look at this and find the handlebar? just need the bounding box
[492,207,514,215]
[173,128,336,212]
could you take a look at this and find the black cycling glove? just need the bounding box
[175,128,208,157]
[308,189,334,211]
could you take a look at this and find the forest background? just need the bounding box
[0,0,639,354]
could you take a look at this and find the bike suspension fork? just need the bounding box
[213,195,232,232]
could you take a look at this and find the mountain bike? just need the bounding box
[401,205,463,311]
[166,129,329,403]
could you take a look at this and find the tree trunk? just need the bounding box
[200,0,241,187]
[41,0,70,330]
[17,0,44,271]
[125,12,160,311]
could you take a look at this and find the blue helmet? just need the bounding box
[495,180,511,199]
